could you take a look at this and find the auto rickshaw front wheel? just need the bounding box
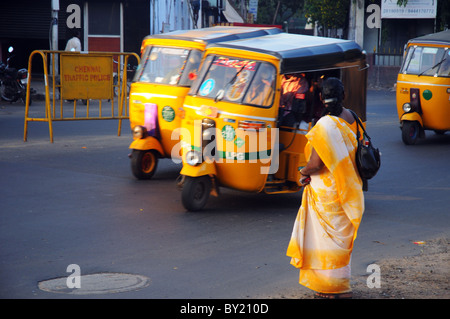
[181,176,211,211]
[401,121,420,145]
[130,149,158,180]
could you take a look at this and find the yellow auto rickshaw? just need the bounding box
[177,32,368,211]
[396,29,450,145]
[128,26,281,179]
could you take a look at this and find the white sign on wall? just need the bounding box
[381,0,437,19]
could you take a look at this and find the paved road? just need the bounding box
[0,90,449,299]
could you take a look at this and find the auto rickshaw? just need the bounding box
[128,26,281,179]
[177,32,368,211]
[396,29,450,145]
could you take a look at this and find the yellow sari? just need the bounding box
[286,115,364,294]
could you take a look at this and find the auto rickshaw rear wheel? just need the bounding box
[401,121,420,145]
[130,149,158,180]
[181,176,211,211]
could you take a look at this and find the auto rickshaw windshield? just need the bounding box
[401,46,450,77]
[189,55,276,108]
[133,46,203,86]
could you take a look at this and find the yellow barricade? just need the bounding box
[24,50,140,142]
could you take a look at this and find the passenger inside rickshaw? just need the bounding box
[308,74,325,125]
[277,70,343,132]
[273,71,347,183]
[279,73,310,128]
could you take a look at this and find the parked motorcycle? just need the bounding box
[0,47,31,105]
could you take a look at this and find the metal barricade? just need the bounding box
[24,50,140,142]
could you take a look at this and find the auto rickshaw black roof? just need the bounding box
[408,29,450,45]
[142,26,282,44]
[205,32,366,74]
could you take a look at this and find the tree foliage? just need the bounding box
[303,0,350,36]
[257,0,304,25]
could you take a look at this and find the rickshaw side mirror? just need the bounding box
[359,63,370,71]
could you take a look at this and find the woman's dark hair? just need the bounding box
[72,29,81,38]
[321,77,344,116]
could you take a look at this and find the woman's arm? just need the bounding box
[300,148,324,176]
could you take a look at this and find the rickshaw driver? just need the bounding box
[244,65,275,106]
[438,51,450,76]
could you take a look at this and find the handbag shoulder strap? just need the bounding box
[349,109,371,140]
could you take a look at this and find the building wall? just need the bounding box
[0,0,149,74]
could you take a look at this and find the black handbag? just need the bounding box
[349,110,381,190]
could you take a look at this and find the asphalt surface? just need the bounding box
[0,89,449,300]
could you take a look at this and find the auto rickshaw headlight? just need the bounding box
[133,125,148,139]
[402,103,412,113]
[185,150,202,166]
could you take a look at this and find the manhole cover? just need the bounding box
[38,273,150,295]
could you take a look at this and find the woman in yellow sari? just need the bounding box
[286,77,364,299]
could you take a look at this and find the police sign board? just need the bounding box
[61,54,113,100]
